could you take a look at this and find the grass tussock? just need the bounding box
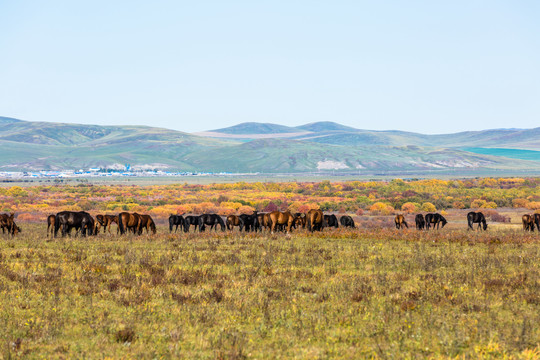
[0,224,539,358]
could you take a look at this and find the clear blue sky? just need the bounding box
[1,1,539,133]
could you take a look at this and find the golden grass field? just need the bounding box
[1,217,539,359]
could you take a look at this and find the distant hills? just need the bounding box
[1,116,540,174]
[202,121,540,149]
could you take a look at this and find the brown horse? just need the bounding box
[0,214,20,236]
[118,212,142,235]
[226,215,244,231]
[257,213,269,231]
[306,209,324,232]
[96,214,119,234]
[395,214,408,229]
[138,214,157,235]
[294,213,306,229]
[522,214,535,231]
[269,211,297,233]
[47,214,56,237]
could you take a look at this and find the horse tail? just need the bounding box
[169,215,174,233]
[54,213,60,237]
[118,213,125,235]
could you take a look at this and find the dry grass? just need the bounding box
[0,224,539,358]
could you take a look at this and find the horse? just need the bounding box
[199,214,226,232]
[184,215,203,232]
[294,213,307,229]
[425,213,447,230]
[306,209,324,232]
[269,211,297,233]
[256,213,269,231]
[54,211,94,237]
[535,214,540,232]
[169,214,185,233]
[394,214,408,229]
[522,214,535,231]
[138,214,156,235]
[0,214,20,236]
[118,212,142,235]
[415,214,425,230]
[340,215,355,228]
[226,215,244,231]
[95,214,119,234]
[47,214,56,237]
[467,211,487,231]
[239,212,259,232]
[324,214,339,228]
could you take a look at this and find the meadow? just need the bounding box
[1,225,540,359]
[1,177,540,358]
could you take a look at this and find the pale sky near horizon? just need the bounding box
[1,1,539,134]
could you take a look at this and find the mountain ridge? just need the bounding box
[1,116,539,173]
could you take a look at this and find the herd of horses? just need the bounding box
[45,211,157,237]
[394,211,487,231]
[169,210,353,234]
[1,208,539,238]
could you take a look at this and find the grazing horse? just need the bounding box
[269,211,297,233]
[95,214,119,234]
[256,213,269,231]
[169,214,185,233]
[0,214,20,236]
[415,214,425,230]
[47,214,56,237]
[340,215,355,228]
[306,209,324,232]
[394,214,408,229]
[118,212,142,235]
[226,215,244,231]
[184,215,203,232]
[535,214,540,232]
[324,214,339,229]
[239,212,259,232]
[138,214,157,235]
[522,214,535,231]
[467,211,487,231]
[425,213,447,230]
[55,211,94,237]
[199,214,226,232]
[294,213,307,229]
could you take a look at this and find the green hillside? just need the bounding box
[1,117,540,173]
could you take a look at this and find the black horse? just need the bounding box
[425,213,447,229]
[339,215,355,228]
[184,215,203,232]
[199,214,226,232]
[415,214,425,230]
[169,214,185,233]
[324,214,339,228]
[467,211,487,231]
[534,214,540,231]
[239,212,260,232]
[54,211,94,237]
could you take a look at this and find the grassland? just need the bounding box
[1,225,539,358]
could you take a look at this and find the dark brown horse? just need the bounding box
[226,215,244,231]
[0,214,20,236]
[47,214,56,237]
[294,213,306,229]
[118,212,142,235]
[138,214,157,235]
[395,214,408,229]
[269,211,297,233]
[96,214,119,234]
[306,209,324,232]
[522,214,535,231]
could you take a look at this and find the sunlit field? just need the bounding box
[1,224,539,359]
